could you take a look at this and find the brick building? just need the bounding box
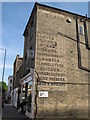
[7,76,13,103]
[12,55,23,108]
[19,2,90,119]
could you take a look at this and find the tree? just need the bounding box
[0,81,7,94]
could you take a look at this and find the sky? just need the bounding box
[1,2,89,85]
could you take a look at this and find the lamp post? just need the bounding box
[0,48,6,89]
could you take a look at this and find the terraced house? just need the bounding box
[15,2,90,119]
[12,55,23,108]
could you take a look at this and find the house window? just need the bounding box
[79,25,84,35]
[27,48,34,60]
[10,79,12,83]
[10,86,12,92]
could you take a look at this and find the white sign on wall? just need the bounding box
[39,91,48,98]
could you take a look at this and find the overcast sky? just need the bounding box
[1,2,89,85]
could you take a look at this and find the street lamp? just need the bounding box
[0,48,6,86]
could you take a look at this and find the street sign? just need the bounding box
[24,76,32,84]
[39,91,48,98]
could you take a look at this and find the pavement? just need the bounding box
[2,104,30,120]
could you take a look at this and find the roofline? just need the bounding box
[23,2,90,36]
[36,2,90,19]
[8,76,13,79]
[16,63,23,73]
[19,57,23,60]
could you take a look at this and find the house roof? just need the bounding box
[23,2,90,36]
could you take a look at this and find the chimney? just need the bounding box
[17,54,19,59]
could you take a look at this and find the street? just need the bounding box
[2,104,30,120]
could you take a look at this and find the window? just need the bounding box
[10,86,12,92]
[79,25,84,35]
[27,49,34,60]
[10,79,12,83]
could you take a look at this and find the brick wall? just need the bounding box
[23,12,37,75]
[34,5,90,118]
[13,56,23,89]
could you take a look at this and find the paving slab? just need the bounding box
[2,104,30,120]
